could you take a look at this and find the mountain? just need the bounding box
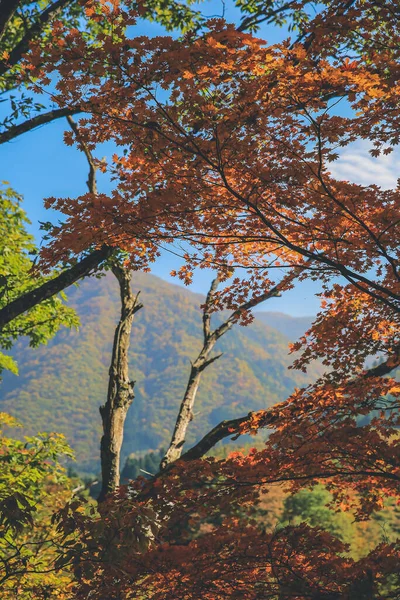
[0,273,322,473]
[256,312,314,342]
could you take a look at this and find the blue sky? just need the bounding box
[1,2,397,317]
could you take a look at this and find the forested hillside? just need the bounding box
[0,273,320,472]
[256,312,313,343]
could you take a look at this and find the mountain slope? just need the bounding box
[256,312,314,342]
[0,273,321,472]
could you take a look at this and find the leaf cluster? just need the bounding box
[0,184,79,375]
[0,412,75,598]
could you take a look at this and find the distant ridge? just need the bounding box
[256,312,314,343]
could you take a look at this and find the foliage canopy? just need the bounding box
[0,0,399,597]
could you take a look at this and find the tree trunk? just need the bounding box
[160,362,203,470]
[160,279,223,471]
[98,264,142,502]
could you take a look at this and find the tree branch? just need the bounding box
[0,0,75,75]
[0,112,110,330]
[0,107,81,144]
[67,114,97,194]
[237,0,299,33]
[180,414,257,462]
[364,351,400,379]
[179,348,400,463]
[0,0,21,42]
[0,244,113,332]
[220,263,308,333]
[160,266,303,470]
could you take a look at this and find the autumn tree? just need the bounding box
[0,0,203,499]
[0,1,132,504]
[30,0,399,465]
[0,1,337,502]
[20,1,398,598]
[0,0,207,331]
[1,0,399,596]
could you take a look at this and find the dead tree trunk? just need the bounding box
[160,267,307,471]
[98,264,142,502]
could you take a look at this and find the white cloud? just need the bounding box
[329,140,400,190]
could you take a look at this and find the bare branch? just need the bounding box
[67,115,98,194]
[0,107,81,145]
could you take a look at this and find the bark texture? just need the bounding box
[98,264,142,502]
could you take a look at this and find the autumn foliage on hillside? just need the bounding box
[1,0,399,597]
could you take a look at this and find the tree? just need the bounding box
[64,114,145,502]
[0,0,239,510]
[29,0,399,489]
[24,2,399,597]
[281,485,355,544]
[0,0,235,497]
[2,1,400,597]
[0,183,78,375]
